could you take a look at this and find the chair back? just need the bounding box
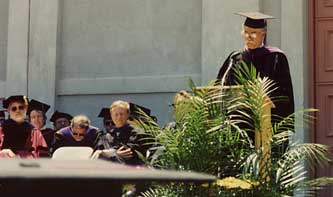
[52,147,93,160]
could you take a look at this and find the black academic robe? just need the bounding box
[96,123,147,165]
[217,46,294,121]
[41,128,55,148]
[38,128,56,157]
[0,119,47,158]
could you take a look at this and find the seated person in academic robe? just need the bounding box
[50,110,73,131]
[94,100,148,165]
[164,90,192,129]
[28,99,54,149]
[0,95,47,158]
[50,115,102,155]
[98,107,114,134]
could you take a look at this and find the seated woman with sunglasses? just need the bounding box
[0,95,47,158]
[50,115,102,155]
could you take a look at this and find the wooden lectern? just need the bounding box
[196,85,275,181]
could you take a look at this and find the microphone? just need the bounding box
[221,58,234,87]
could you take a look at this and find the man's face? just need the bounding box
[111,106,129,128]
[242,26,266,49]
[30,110,45,129]
[8,101,27,123]
[54,117,70,130]
[71,124,87,141]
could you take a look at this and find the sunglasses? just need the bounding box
[10,105,25,112]
[72,132,85,137]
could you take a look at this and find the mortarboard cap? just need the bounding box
[2,95,29,109]
[98,108,111,120]
[50,110,73,123]
[28,99,50,114]
[129,103,151,120]
[236,12,274,28]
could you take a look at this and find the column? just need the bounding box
[28,0,59,117]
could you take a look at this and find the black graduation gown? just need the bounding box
[0,119,48,157]
[96,123,146,165]
[1,119,33,153]
[41,128,55,148]
[217,46,295,121]
[38,128,56,157]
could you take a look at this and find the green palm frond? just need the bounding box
[305,177,333,193]
[279,143,329,170]
[272,109,318,136]
[225,63,278,134]
[278,160,306,185]
[241,130,330,195]
[233,61,259,84]
[139,186,180,197]
[132,61,330,196]
[187,77,197,93]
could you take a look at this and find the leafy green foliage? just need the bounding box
[135,62,330,197]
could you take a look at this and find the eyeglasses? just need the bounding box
[72,132,85,137]
[242,31,258,39]
[241,30,265,39]
[10,105,25,112]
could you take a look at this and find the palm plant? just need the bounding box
[134,82,253,196]
[233,63,330,196]
[134,62,330,197]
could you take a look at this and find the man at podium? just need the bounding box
[216,12,294,122]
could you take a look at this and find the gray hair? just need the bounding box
[71,114,90,128]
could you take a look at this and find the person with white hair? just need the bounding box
[94,100,147,165]
[50,115,102,155]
